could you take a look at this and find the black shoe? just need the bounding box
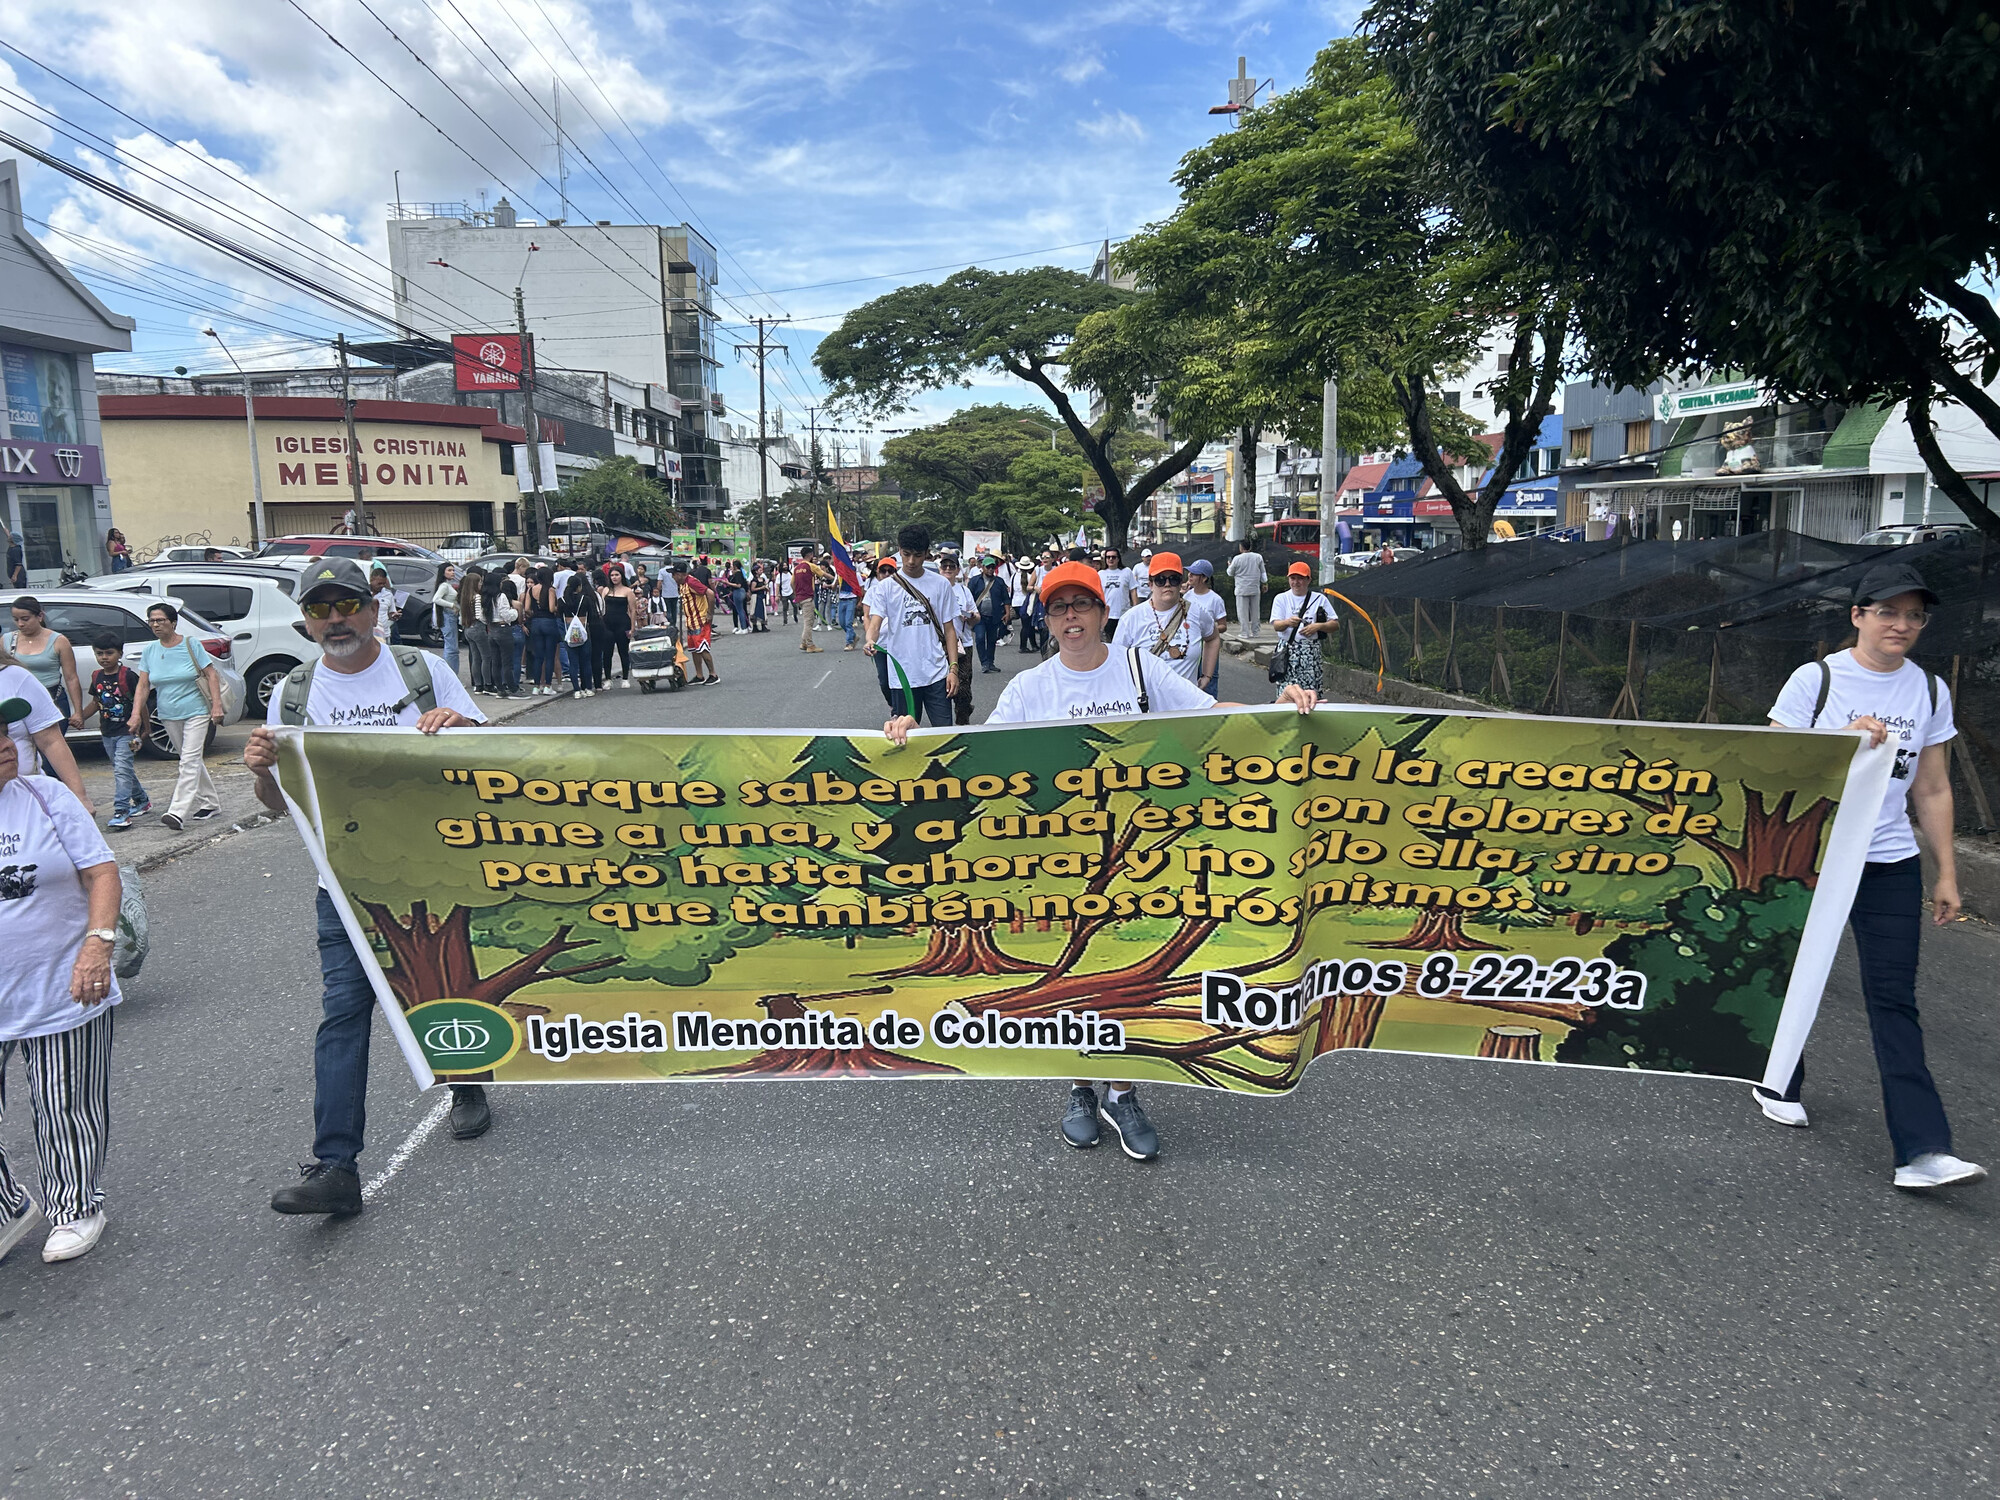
[270,1161,362,1216]
[192,806,220,820]
[159,812,184,832]
[1061,1086,1101,1149]
[449,1084,492,1140]
[1099,1088,1160,1161]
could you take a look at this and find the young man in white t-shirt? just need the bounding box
[864,524,960,728]
[1760,563,1982,1192]
[1111,551,1216,686]
[242,559,490,1217]
[887,561,1318,1161]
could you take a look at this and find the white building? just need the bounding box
[387,200,728,516]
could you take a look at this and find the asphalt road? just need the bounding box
[1,621,1993,1500]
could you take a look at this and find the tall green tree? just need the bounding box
[1368,0,2000,542]
[878,404,1116,552]
[556,454,679,536]
[813,266,1207,549]
[1116,38,1568,549]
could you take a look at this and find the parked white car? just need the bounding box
[23,590,249,758]
[80,563,318,714]
[437,531,496,563]
[148,544,255,564]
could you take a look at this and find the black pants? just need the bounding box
[1771,856,1953,1165]
[952,649,974,724]
[600,624,631,680]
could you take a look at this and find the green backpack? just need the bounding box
[275,650,437,726]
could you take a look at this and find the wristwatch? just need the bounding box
[86,928,117,944]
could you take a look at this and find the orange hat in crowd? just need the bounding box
[1148,551,1184,576]
[1287,561,1313,578]
[1038,560,1106,604]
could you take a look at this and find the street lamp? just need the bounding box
[205,328,267,548]
[1017,419,1057,452]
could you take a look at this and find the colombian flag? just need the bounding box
[825,502,864,595]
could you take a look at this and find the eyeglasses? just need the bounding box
[1044,596,1100,615]
[1150,572,1183,587]
[1862,606,1930,627]
[301,597,369,619]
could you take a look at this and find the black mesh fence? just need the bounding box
[1322,533,2000,838]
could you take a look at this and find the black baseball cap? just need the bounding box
[1853,562,1939,608]
[298,557,373,603]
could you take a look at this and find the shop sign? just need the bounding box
[0,438,103,485]
[1,343,82,443]
[451,333,529,392]
[1658,379,1766,422]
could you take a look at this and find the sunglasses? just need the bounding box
[301,596,369,619]
[1150,572,1183,586]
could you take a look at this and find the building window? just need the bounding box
[1567,428,1592,464]
[1496,352,1513,374]
[1442,390,1462,409]
[1624,419,1652,456]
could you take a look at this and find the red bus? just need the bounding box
[1255,519,1327,556]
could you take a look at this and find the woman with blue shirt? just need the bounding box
[131,602,224,831]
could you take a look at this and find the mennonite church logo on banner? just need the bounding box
[404,999,522,1074]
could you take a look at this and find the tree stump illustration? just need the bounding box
[1317,990,1388,1054]
[1478,1025,1542,1062]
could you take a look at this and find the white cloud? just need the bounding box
[1077,110,1147,144]
[1057,53,1106,85]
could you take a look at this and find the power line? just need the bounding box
[756,238,1122,297]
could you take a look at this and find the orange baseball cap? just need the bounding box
[1287,561,1312,577]
[1148,551,1184,576]
[1038,560,1106,604]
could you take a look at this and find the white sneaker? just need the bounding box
[42,1210,105,1262]
[1753,1087,1808,1128]
[1893,1153,1988,1190]
[0,1200,45,1264]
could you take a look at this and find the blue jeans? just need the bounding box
[561,639,590,689]
[102,732,148,816]
[507,624,525,689]
[313,888,376,1170]
[837,596,857,645]
[530,616,562,686]
[1769,857,1952,1165]
[440,610,460,675]
[975,614,1002,669]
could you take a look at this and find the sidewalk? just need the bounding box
[76,680,561,874]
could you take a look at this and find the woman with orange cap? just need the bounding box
[1270,562,1338,695]
[886,559,1316,1162]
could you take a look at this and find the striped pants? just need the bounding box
[0,1008,113,1227]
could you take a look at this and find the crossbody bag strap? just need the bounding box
[889,571,952,661]
[1126,647,1150,713]
[1147,602,1189,656]
[1810,659,1831,728]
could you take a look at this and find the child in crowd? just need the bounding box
[79,632,151,830]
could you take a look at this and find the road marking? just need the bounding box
[361,1093,452,1203]
[813,669,832,689]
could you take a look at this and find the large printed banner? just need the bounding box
[274,709,1889,1097]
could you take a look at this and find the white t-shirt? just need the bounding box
[866,569,960,687]
[552,567,575,600]
[1098,566,1134,619]
[268,646,485,732]
[1271,587,1337,633]
[1185,587,1228,639]
[988,649,1215,723]
[1111,600,1214,683]
[0,774,119,1040]
[945,579,978,637]
[1769,650,1955,863]
[1,663,63,768]
[1227,552,1268,593]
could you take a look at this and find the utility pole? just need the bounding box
[334,334,368,538]
[206,328,265,547]
[552,83,569,220]
[1318,376,1342,583]
[515,287,547,550]
[733,317,790,559]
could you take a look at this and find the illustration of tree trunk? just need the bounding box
[1478,1025,1542,1062]
[1317,990,1388,1054]
[359,900,622,1013]
[870,921,1047,978]
[1366,905,1502,952]
[1616,786,1835,891]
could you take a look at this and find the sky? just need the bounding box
[0,0,1360,447]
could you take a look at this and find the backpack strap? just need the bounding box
[1126,647,1150,714]
[1810,659,1831,728]
[277,661,317,726]
[388,650,437,717]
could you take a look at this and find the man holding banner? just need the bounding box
[1759,563,1984,1191]
[242,559,488,1218]
[865,524,959,728]
[888,560,1319,1160]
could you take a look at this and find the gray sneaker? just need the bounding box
[0,1200,46,1265]
[1061,1086,1100,1149]
[1099,1088,1160,1161]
